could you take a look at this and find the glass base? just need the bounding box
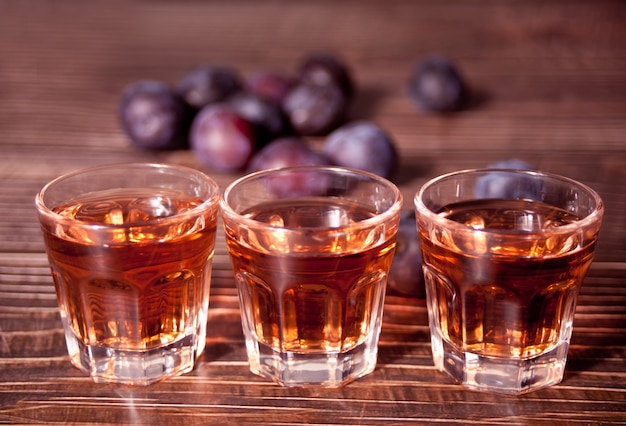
[245,337,379,388]
[63,327,201,386]
[430,326,568,395]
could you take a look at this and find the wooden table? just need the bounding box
[1,1,625,424]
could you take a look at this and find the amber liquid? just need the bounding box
[420,198,595,359]
[41,189,216,350]
[226,198,396,354]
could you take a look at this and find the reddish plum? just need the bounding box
[245,70,295,105]
[190,104,256,172]
[247,136,330,173]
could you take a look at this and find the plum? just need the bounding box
[190,104,256,172]
[227,91,289,145]
[283,82,348,136]
[297,52,354,99]
[388,210,425,298]
[486,159,536,171]
[177,65,241,110]
[475,159,542,200]
[245,70,295,105]
[247,136,330,173]
[119,80,192,150]
[407,55,467,112]
[323,120,397,179]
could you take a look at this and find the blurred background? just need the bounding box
[2,0,624,258]
[3,2,624,159]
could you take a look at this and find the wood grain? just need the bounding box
[1,0,625,424]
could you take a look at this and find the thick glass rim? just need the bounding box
[221,165,403,234]
[35,162,220,228]
[414,168,604,236]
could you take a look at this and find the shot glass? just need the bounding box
[414,168,604,395]
[221,166,402,387]
[35,163,220,385]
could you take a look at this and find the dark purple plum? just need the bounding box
[323,120,397,179]
[486,159,536,171]
[257,165,333,199]
[283,82,348,136]
[190,104,256,172]
[247,136,330,173]
[176,65,242,110]
[245,70,295,105]
[475,159,542,200]
[388,210,425,298]
[119,80,192,151]
[298,52,354,98]
[407,56,467,112]
[227,91,289,145]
